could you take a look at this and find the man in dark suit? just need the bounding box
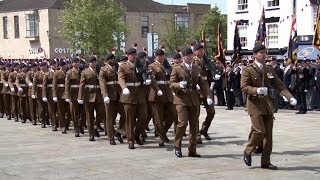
[270,58,284,112]
[225,64,235,110]
[233,63,243,107]
[295,60,310,114]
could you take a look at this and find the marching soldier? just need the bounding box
[15,63,28,123]
[0,62,5,118]
[170,48,212,157]
[8,63,19,122]
[78,56,105,141]
[148,49,176,147]
[99,53,124,145]
[1,63,12,120]
[26,63,38,125]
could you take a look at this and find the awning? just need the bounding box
[297,45,320,60]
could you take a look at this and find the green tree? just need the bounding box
[197,6,227,57]
[161,15,194,55]
[58,0,128,57]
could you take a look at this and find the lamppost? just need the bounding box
[152,23,154,58]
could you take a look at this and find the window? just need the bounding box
[175,14,189,27]
[237,0,248,11]
[266,23,279,47]
[240,37,248,48]
[26,14,39,37]
[238,22,248,48]
[14,16,19,38]
[141,16,149,38]
[313,5,318,27]
[3,16,8,39]
[267,0,279,8]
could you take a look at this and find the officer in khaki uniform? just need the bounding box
[241,44,297,170]
[118,48,146,149]
[8,64,19,122]
[26,63,38,125]
[148,49,176,147]
[43,61,58,131]
[15,63,28,123]
[32,62,49,128]
[65,57,85,137]
[99,53,124,145]
[53,61,69,134]
[1,63,12,119]
[0,62,5,118]
[78,56,105,141]
[170,48,212,158]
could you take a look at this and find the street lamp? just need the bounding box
[152,23,154,58]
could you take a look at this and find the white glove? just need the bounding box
[157,90,163,96]
[28,83,33,87]
[10,88,15,92]
[179,81,187,89]
[144,79,151,85]
[31,95,36,99]
[315,77,318,81]
[230,89,234,92]
[196,84,200,90]
[65,99,71,103]
[257,87,268,95]
[283,96,288,102]
[207,98,213,106]
[42,97,48,102]
[53,97,58,102]
[304,89,308,93]
[214,74,221,80]
[290,98,297,106]
[77,99,84,104]
[18,88,23,92]
[104,96,110,104]
[4,83,8,87]
[122,87,130,95]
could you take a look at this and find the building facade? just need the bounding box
[0,0,210,59]
[227,0,318,59]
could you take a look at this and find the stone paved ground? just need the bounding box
[0,107,319,180]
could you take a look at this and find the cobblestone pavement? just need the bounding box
[0,107,319,180]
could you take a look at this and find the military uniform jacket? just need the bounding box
[32,71,46,99]
[43,70,55,99]
[65,68,81,101]
[241,62,293,115]
[170,62,209,106]
[52,69,66,99]
[193,56,214,99]
[26,71,36,96]
[78,67,103,103]
[1,70,10,94]
[148,61,173,103]
[8,71,18,96]
[118,61,143,104]
[15,72,28,97]
[99,64,121,101]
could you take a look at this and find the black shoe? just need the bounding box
[75,132,80,137]
[21,119,26,123]
[201,130,211,140]
[7,116,11,120]
[89,136,95,141]
[80,127,85,134]
[128,143,135,149]
[253,147,263,154]
[41,124,46,128]
[97,125,104,132]
[46,120,50,126]
[122,134,127,139]
[197,137,203,144]
[159,140,165,147]
[15,118,19,122]
[95,129,100,137]
[110,139,116,145]
[61,128,67,134]
[226,107,233,110]
[243,151,252,166]
[261,163,278,170]
[0,114,3,118]
[163,135,170,143]
[295,111,306,114]
[174,147,182,158]
[115,133,124,144]
[135,136,143,145]
[52,127,58,131]
[32,122,37,125]
[188,152,201,157]
[145,126,150,131]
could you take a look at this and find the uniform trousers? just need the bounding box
[153,102,175,141]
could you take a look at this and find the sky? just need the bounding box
[153,0,227,13]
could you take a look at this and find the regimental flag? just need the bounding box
[232,21,242,65]
[288,17,298,65]
[214,23,226,68]
[255,7,266,45]
[313,3,320,50]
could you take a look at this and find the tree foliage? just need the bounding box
[58,0,127,57]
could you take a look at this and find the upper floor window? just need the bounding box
[267,0,279,8]
[3,16,8,39]
[26,14,39,37]
[141,16,149,38]
[237,0,248,11]
[266,23,279,48]
[238,22,249,48]
[313,5,318,27]
[14,16,20,38]
[175,14,189,27]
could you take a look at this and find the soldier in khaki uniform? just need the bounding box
[241,44,297,170]
[78,56,105,141]
[53,61,69,134]
[65,57,85,137]
[170,48,212,158]
[118,48,147,149]
[1,63,12,120]
[148,49,176,147]
[43,61,58,131]
[8,63,19,122]
[15,63,28,123]
[32,62,49,128]
[0,62,5,118]
[99,53,124,145]
[26,63,38,125]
